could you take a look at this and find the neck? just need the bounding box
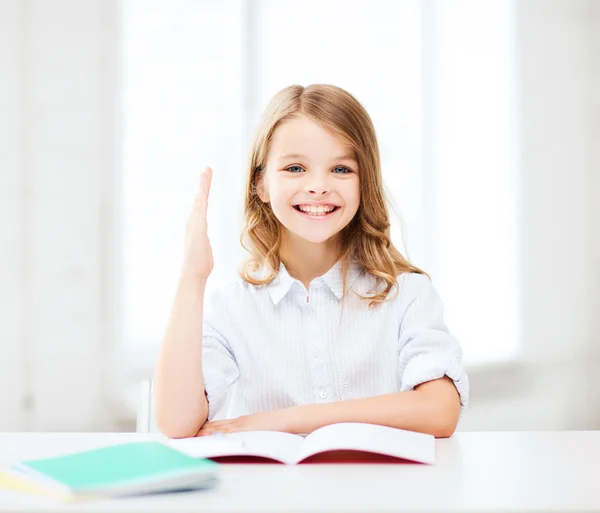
[280,233,342,289]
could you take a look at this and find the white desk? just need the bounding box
[0,431,598,512]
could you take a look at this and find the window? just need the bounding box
[121,0,518,371]
[426,0,519,364]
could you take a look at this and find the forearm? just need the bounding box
[154,269,209,438]
[294,377,461,438]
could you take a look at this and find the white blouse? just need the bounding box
[202,260,469,421]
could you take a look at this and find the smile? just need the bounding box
[292,204,340,219]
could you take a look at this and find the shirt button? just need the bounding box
[319,390,327,399]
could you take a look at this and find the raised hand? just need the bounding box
[183,167,214,280]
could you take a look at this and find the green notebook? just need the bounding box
[8,441,218,501]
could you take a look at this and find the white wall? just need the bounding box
[588,0,600,429]
[459,0,600,431]
[0,0,26,430]
[0,0,120,431]
[0,0,598,432]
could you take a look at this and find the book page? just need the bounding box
[168,431,304,464]
[293,423,436,464]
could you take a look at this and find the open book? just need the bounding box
[168,423,435,464]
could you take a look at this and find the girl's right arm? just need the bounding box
[153,167,214,439]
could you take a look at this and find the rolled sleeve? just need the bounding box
[397,274,469,411]
[202,300,240,421]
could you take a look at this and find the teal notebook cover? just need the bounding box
[12,441,218,499]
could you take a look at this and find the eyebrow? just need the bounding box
[277,153,357,162]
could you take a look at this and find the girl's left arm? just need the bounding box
[291,375,461,438]
[197,375,461,438]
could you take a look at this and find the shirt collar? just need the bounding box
[266,259,364,305]
[265,263,296,305]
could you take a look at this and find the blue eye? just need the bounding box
[285,165,352,174]
[332,166,352,174]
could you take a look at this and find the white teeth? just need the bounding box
[297,205,336,215]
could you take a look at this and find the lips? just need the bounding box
[293,202,340,210]
[293,204,340,213]
[292,202,341,207]
[292,203,341,219]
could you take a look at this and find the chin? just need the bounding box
[295,233,336,244]
[284,225,342,245]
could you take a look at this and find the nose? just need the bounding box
[305,176,330,196]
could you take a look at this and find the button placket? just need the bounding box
[305,301,331,402]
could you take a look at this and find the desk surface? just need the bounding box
[0,431,598,513]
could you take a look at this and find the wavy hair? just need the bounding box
[239,84,426,306]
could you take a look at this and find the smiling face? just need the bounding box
[259,115,361,245]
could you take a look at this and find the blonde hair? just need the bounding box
[239,84,426,306]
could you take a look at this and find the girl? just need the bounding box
[154,84,469,440]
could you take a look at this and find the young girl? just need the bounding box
[154,84,469,440]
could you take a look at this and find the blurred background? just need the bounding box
[0,0,598,432]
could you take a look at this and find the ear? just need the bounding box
[256,172,270,203]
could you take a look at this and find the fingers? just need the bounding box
[196,420,233,436]
[198,166,212,200]
[193,167,212,217]
[196,427,225,437]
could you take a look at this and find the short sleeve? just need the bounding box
[397,274,469,411]
[202,296,240,421]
